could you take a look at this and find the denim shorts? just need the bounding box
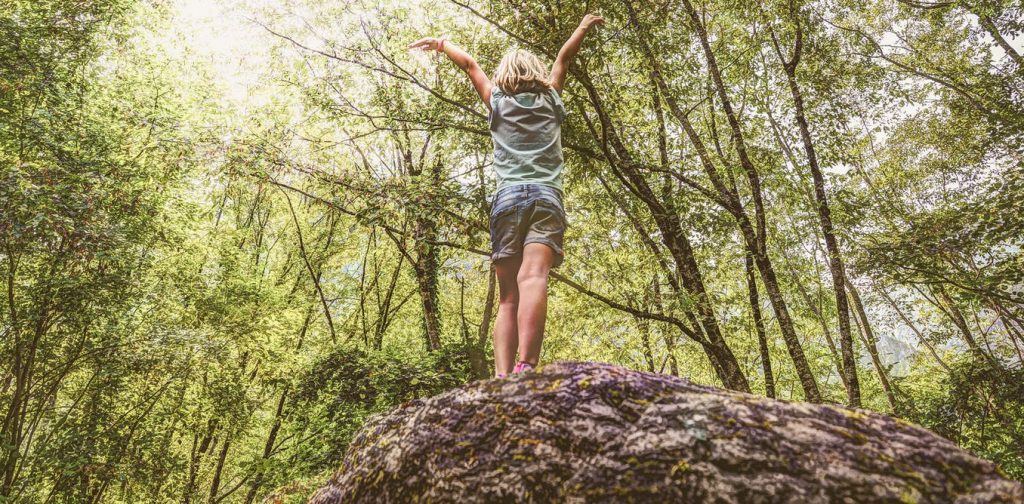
[489,183,567,268]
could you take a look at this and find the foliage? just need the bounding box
[0,0,1022,501]
[909,357,1024,481]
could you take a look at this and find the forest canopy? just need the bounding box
[1,0,1022,501]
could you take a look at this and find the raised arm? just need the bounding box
[408,37,493,111]
[550,14,605,93]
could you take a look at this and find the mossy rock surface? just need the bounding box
[308,362,1022,503]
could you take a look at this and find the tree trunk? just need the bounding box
[651,277,679,376]
[921,284,999,368]
[874,283,951,372]
[739,218,820,402]
[574,72,750,392]
[653,209,749,392]
[683,0,820,402]
[846,280,898,413]
[373,251,405,351]
[786,261,844,375]
[413,161,444,351]
[1,287,51,496]
[746,253,776,398]
[772,20,860,406]
[414,257,442,351]
[245,297,315,503]
[636,315,657,373]
[282,190,336,343]
[207,437,231,503]
[937,287,981,353]
[470,266,497,379]
[182,420,217,504]
[243,389,287,504]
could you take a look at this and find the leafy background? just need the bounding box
[0,0,1022,501]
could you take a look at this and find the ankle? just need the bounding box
[512,361,536,374]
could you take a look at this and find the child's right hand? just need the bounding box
[580,14,605,30]
[408,37,442,52]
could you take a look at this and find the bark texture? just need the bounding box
[308,362,1021,504]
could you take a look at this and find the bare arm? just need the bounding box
[550,14,605,93]
[409,37,492,111]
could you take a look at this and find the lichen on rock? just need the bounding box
[308,362,1023,503]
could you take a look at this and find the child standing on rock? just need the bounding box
[409,14,604,377]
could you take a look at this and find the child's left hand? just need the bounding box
[408,37,442,52]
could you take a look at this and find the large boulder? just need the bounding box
[309,361,1022,503]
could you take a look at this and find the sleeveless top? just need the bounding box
[488,86,567,191]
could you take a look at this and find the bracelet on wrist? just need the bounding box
[437,39,446,52]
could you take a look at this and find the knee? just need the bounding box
[516,265,549,286]
[498,291,519,307]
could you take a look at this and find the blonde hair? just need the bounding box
[493,49,552,95]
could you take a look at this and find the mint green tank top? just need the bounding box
[488,86,568,191]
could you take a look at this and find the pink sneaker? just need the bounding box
[512,361,535,374]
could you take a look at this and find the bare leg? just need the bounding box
[516,243,555,366]
[493,255,522,376]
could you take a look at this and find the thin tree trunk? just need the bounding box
[651,276,679,376]
[281,189,336,343]
[473,266,497,379]
[575,77,750,392]
[474,147,495,379]
[182,420,217,504]
[650,193,747,390]
[874,283,951,372]
[932,285,997,366]
[939,287,979,351]
[1,275,53,496]
[358,241,371,346]
[414,256,442,351]
[636,314,657,373]
[596,173,690,378]
[746,253,776,398]
[242,388,287,504]
[206,437,231,503]
[786,261,844,371]
[771,18,861,406]
[684,0,820,401]
[740,221,821,401]
[244,292,317,503]
[988,302,1024,364]
[846,280,898,413]
[373,251,404,350]
[413,159,444,351]
[0,249,21,498]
